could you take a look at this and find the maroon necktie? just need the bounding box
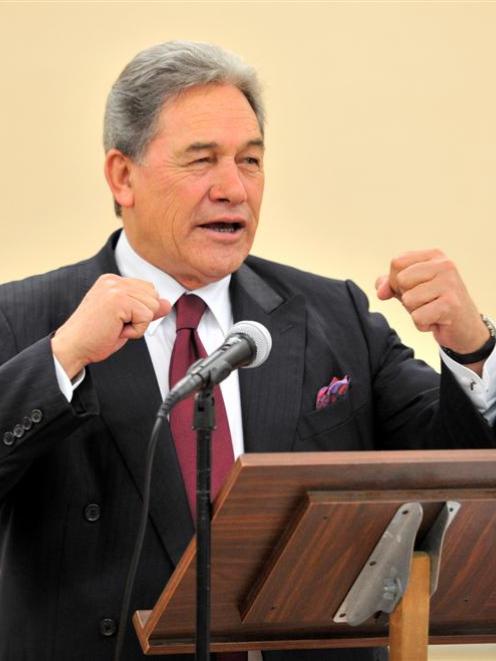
[169,294,236,518]
[169,295,247,661]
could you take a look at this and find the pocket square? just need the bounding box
[316,375,351,410]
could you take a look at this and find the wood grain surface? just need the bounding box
[133,450,496,655]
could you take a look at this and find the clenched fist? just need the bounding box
[375,249,490,370]
[51,274,171,379]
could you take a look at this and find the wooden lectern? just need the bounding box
[133,449,496,658]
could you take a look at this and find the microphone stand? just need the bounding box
[193,385,215,661]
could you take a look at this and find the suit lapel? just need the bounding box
[231,264,306,453]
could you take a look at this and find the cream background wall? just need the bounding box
[1,0,495,369]
[0,2,495,658]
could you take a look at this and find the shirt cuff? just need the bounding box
[53,355,86,403]
[440,344,496,426]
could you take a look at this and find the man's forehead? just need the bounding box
[158,83,262,140]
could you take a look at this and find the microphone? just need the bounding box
[162,320,272,412]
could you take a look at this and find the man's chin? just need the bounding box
[180,258,245,290]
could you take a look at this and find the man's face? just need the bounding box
[118,84,265,289]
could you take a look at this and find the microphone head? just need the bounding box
[228,321,272,368]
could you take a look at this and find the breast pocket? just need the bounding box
[294,390,371,451]
[297,394,354,439]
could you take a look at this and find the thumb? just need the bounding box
[153,298,172,321]
[375,275,395,300]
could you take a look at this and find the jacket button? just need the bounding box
[22,416,33,431]
[3,432,15,446]
[99,617,117,637]
[31,409,43,424]
[13,425,24,439]
[84,503,101,522]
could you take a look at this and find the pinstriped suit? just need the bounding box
[0,231,494,660]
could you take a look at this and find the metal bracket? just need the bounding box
[418,500,461,595]
[333,502,423,626]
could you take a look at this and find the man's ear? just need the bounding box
[104,149,135,209]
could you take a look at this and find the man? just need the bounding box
[0,41,494,661]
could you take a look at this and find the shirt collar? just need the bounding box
[114,230,232,336]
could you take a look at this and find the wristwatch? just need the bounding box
[442,315,496,365]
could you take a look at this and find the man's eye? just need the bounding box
[192,157,211,164]
[243,157,261,167]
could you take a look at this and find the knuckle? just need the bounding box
[133,321,148,336]
[438,257,455,272]
[401,291,413,310]
[98,273,118,285]
[411,308,427,330]
[148,296,160,311]
[391,251,412,268]
[411,308,425,328]
[444,292,462,315]
[396,271,408,291]
[136,306,154,323]
[411,308,421,324]
[390,256,402,272]
[98,274,122,298]
[107,286,122,303]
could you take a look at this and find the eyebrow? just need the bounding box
[183,138,265,154]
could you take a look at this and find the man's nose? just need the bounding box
[209,161,248,205]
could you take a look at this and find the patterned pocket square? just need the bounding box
[316,375,351,410]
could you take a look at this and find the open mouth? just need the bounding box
[199,221,244,233]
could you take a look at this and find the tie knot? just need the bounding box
[175,294,206,331]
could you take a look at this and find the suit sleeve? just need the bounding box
[0,307,99,501]
[345,280,496,450]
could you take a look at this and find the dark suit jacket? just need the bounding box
[0,232,494,661]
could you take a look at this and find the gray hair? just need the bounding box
[103,41,265,216]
